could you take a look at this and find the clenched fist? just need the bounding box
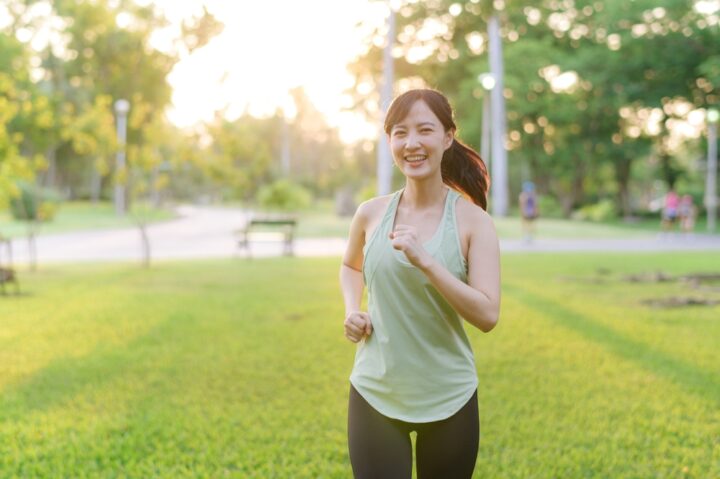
[344,311,373,343]
[389,224,432,268]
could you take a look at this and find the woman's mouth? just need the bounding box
[404,155,427,166]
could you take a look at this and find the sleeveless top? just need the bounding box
[349,188,478,423]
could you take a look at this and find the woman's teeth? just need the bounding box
[405,156,426,163]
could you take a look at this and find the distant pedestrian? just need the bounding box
[678,194,696,234]
[519,181,539,243]
[661,189,680,232]
[340,88,500,478]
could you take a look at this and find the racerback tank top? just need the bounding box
[350,187,478,422]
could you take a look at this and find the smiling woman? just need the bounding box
[156,0,379,143]
[340,88,500,478]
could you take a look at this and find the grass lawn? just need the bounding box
[1,254,719,478]
[0,202,176,239]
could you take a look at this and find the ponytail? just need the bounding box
[441,139,490,210]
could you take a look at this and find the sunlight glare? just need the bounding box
[156,0,378,144]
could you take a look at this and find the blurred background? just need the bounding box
[2,2,720,478]
[0,0,718,267]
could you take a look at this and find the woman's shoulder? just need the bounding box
[356,193,395,222]
[455,193,492,226]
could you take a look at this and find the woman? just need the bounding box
[340,88,501,478]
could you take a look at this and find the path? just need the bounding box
[7,205,720,264]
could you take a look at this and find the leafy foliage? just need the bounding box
[8,181,61,221]
[347,0,720,216]
[257,179,313,212]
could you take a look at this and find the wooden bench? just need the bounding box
[237,215,297,258]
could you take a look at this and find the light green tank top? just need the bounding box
[350,187,478,423]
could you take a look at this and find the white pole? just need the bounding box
[488,14,509,216]
[481,92,491,169]
[377,4,395,196]
[706,118,718,232]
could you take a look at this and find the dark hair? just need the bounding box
[383,88,490,210]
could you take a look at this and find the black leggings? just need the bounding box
[348,384,479,479]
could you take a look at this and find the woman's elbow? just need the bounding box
[475,309,499,333]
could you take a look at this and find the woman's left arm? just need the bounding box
[391,209,501,332]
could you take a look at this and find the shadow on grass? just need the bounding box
[0,311,195,418]
[506,283,720,406]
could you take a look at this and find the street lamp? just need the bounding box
[706,108,719,232]
[477,73,495,170]
[488,13,509,216]
[114,99,130,216]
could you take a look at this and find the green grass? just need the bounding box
[0,202,176,239]
[1,253,718,477]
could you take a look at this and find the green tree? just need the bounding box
[346,0,719,216]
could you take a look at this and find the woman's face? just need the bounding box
[387,100,454,181]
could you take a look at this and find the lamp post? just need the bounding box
[706,108,719,232]
[477,73,495,170]
[488,14,509,216]
[114,99,130,216]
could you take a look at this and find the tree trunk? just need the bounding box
[659,152,679,190]
[45,146,57,188]
[90,165,102,204]
[138,223,151,268]
[27,226,37,272]
[614,155,633,218]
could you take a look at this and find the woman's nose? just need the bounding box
[404,132,420,149]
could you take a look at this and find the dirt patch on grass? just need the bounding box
[641,297,720,308]
[560,270,720,309]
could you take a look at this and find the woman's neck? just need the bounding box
[401,179,448,210]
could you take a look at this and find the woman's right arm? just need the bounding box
[340,202,373,342]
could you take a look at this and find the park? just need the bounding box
[1,1,719,478]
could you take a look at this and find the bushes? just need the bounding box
[9,182,61,221]
[256,179,312,212]
[571,199,617,222]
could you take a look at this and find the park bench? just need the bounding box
[236,215,297,258]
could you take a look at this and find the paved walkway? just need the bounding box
[6,205,720,264]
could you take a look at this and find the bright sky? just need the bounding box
[150,0,385,143]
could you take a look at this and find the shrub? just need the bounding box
[535,195,565,218]
[9,181,61,222]
[256,179,312,212]
[571,199,617,222]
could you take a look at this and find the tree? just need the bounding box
[345,0,719,216]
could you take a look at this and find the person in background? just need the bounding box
[340,88,501,478]
[661,188,680,232]
[519,181,539,243]
[678,194,696,234]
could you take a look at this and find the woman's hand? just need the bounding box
[344,311,373,343]
[389,225,432,269]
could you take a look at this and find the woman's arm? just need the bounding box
[340,203,373,341]
[390,208,501,332]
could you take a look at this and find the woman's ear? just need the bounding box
[444,129,455,151]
